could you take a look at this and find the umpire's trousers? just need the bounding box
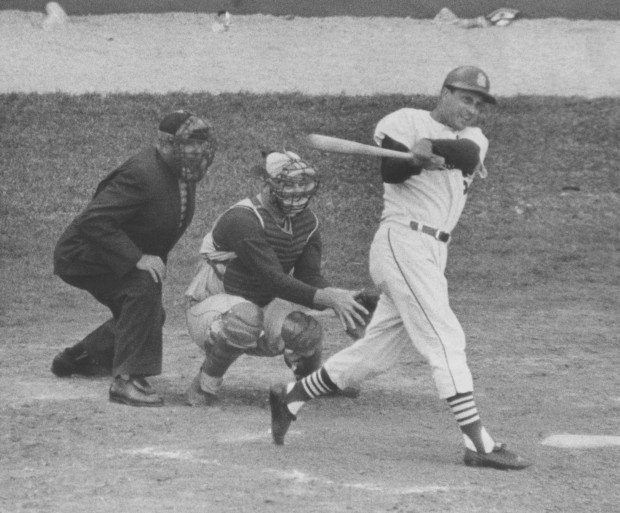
[59,269,165,377]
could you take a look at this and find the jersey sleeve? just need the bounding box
[373,108,418,149]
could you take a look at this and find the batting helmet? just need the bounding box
[442,66,496,105]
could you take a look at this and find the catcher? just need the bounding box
[184,150,377,405]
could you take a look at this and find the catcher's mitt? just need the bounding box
[346,289,380,340]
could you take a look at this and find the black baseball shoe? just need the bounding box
[269,384,296,445]
[109,376,164,407]
[51,348,109,377]
[463,443,532,470]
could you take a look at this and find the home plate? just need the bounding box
[541,434,620,448]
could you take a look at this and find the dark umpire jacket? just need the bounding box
[54,146,195,279]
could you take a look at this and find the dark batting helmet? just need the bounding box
[442,66,496,105]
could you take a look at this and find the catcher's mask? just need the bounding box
[157,111,217,183]
[264,151,319,216]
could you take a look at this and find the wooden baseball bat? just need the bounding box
[302,134,413,160]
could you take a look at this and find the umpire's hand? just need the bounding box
[136,254,167,283]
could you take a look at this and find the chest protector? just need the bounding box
[209,197,319,306]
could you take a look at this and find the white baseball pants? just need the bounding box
[325,222,474,399]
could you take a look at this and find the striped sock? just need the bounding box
[285,367,338,415]
[447,392,495,453]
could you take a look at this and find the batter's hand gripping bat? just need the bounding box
[301,134,414,160]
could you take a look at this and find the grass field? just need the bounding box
[1,92,619,512]
[1,93,618,325]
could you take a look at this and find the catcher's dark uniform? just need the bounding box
[54,147,195,377]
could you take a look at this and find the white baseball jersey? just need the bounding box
[324,108,490,399]
[374,108,488,233]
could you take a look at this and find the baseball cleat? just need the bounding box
[269,384,296,445]
[463,443,532,470]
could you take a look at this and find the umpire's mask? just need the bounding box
[157,111,217,183]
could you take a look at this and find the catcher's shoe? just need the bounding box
[185,373,219,407]
[463,443,531,470]
[269,384,296,445]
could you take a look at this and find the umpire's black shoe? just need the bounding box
[109,376,164,407]
[51,348,109,377]
[464,443,532,470]
[269,384,296,445]
[51,349,76,377]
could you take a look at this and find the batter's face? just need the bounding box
[435,87,486,131]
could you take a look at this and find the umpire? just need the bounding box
[51,111,216,407]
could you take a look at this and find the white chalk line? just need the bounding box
[541,434,620,448]
[217,428,303,443]
[121,446,464,496]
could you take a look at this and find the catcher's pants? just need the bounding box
[324,222,473,399]
[186,294,320,368]
[58,269,165,377]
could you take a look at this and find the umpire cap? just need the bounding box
[159,110,213,140]
[443,66,496,104]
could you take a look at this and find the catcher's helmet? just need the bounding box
[158,110,217,182]
[264,151,319,216]
[442,66,496,105]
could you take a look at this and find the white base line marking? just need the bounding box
[122,447,465,495]
[541,434,620,448]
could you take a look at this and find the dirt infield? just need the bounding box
[1,11,619,513]
[2,295,618,512]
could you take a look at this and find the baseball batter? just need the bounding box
[269,66,531,470]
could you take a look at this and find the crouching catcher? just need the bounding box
[184,150,370,405]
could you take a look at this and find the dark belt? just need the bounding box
[409,221,451,243]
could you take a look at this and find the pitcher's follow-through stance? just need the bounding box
[269,66,532,470]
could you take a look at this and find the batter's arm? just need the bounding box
[429,139,482,176]
[379,136,424,183]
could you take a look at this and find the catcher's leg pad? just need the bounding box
[213,301,264,351]
[281,311,323,356]
[281,311,323,379]
[202,301,264,378]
